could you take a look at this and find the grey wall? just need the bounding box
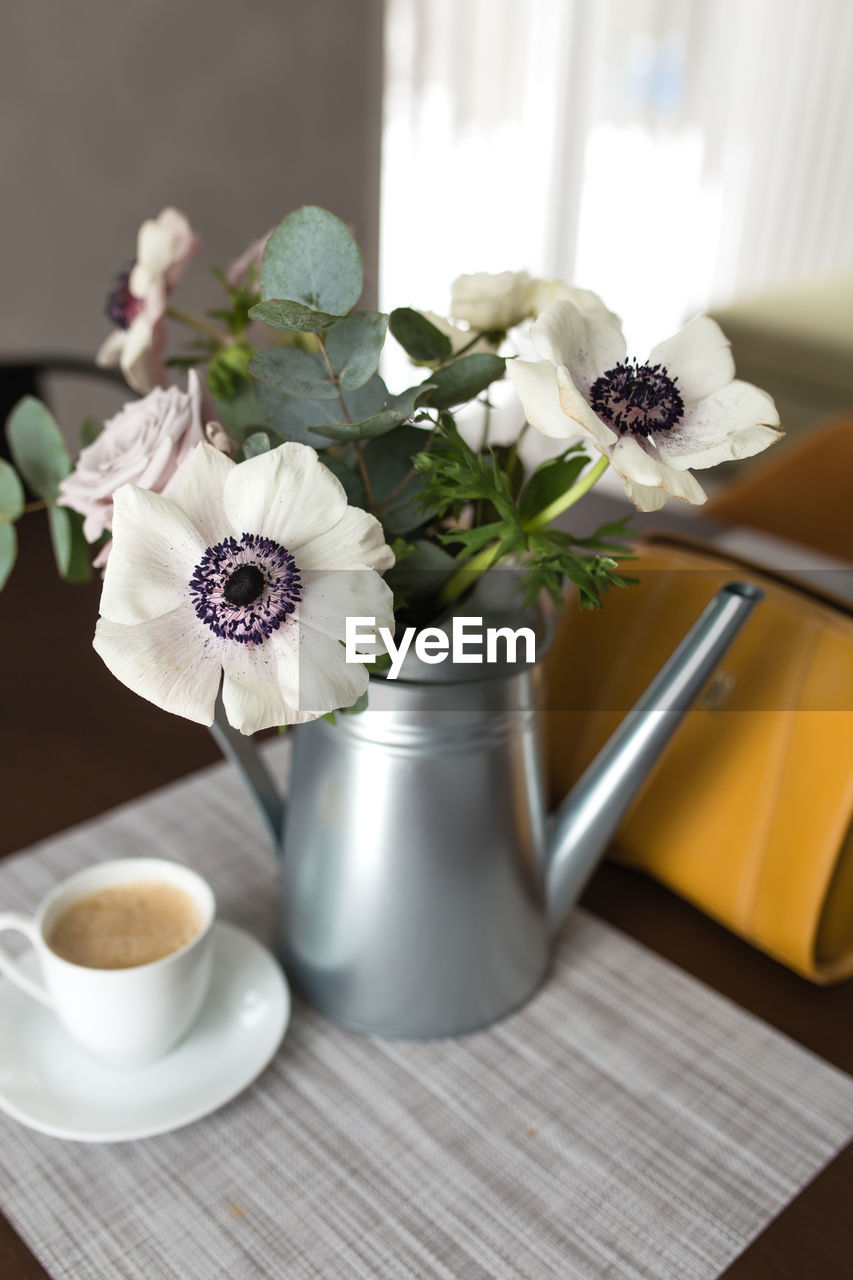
[0,0,384,395]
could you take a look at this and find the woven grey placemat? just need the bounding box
[1,741,852,1280]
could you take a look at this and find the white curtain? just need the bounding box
[381,0,853,350]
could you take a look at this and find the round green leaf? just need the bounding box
[243,431,281,459]
[364,424,431,535]
[249,349,338,401]
[389,308,453,363]
[249,299,342,333]
[309,410,404,443]
[325,312,388,390]
[419,354,505,411]
[260,206,363,317]
[6,397,72,500]
[253,373,390,445]
[48,504,92,583]
[0,521,17,590]
[0,459,25,522]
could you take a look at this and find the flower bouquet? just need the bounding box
[0,205,782,735]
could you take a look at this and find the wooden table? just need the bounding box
[1,517,851,1280]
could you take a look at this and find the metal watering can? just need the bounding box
[213,582,762,1038]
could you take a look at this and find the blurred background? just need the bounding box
[1,0,852,847]
[1,0,852,433]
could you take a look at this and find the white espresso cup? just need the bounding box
[0,858,215,1069]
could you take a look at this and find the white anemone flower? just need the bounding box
[508,293,783,511]
[93,442,395,734]
[97,208,198,393]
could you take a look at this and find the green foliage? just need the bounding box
[517,447,588,523]
[0,203,636,625]
[324,312,388,390]
[414,415,516,523]
[260,206,363,317]
[418,353,505,410]
[209,268,260,336]
[415,417,634,610]
[249,348,340,401]
[364,424,432,535]
[6,398,71,499]
[207,343,253,401]
[319,452,367,507]
[0,459,25,522]
[79,417,102,450]
[48,505,92,583]
[309,410,404,444]
[0,521,16,590]
[212,381,266,443]
[385,538,458,614]
[249,299,342,333]
[243,431,278,459]
[389,308,452,363]
[517,525,636,610]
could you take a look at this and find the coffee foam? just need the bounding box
[47,881,203,970]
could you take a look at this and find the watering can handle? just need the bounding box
[210,694,286,849]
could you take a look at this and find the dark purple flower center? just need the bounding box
[589,359,684,438]
[105,266,143,330]
[190,533,301,645]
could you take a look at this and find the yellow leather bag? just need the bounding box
[544,534,853,983]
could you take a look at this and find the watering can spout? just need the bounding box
[544,582,763,935]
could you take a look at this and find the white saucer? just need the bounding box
[0,921,290,1143]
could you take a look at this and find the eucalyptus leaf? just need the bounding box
[0,521,16,590]
[389,308,452,363]
[6,397,71,500]
[324,312,388,390]
[310,410,404,443]
[249,299,341,333]
[388,382,438,418]
[260,206,363,317]
[418,354,505,410]
[253,373,389,445]
[243,431,275,458]
[0,459,25,522]
[48,504,92,583]
[249,348,338,401]
[364,424,432,535]
[319,452,367,507]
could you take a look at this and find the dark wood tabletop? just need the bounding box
[1,515,851,1280]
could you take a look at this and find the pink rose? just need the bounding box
[96,207,198,393]
[59,370,205,544]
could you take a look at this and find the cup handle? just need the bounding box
[0,912,53,1007]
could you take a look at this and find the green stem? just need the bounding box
[166,306,230,345]
[22,498,49,515]
[451,329,495,359]
[438,540,504,607]
[438,455,610,608]
[523,455,609,532]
